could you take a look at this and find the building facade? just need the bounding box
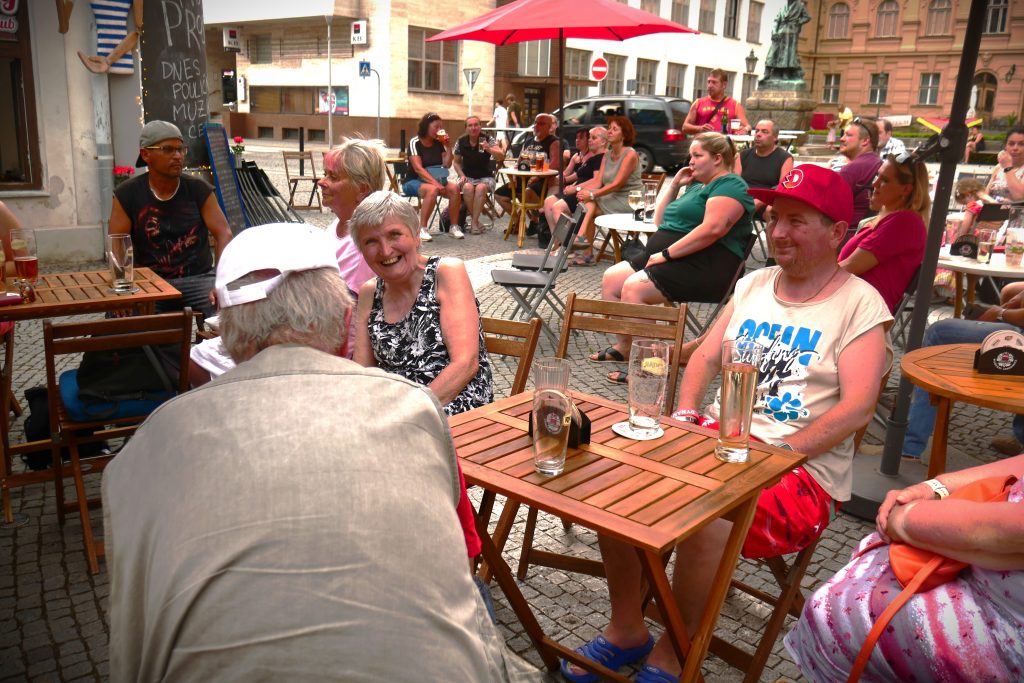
[799,0,1024,126]
[203,0,497,148]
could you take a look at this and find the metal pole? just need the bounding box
[326,15,333,146]
[372,68,381,141]
[845,0,987,520]
[557,29,565,193]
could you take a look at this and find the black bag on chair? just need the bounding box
[619,236,646,263]
[20,386,107,471]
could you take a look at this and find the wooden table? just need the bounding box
[0,268,180,322]
[450,391,804,682]
[594,213,659,263]
[1,268,180,525]
[900,343,1024,478]
[384,156,405,193]
[938,248,1024,318]
[502,168,557,248]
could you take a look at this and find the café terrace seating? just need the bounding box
[43,310,193,574]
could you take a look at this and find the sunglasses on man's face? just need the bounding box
[145,145,188,156]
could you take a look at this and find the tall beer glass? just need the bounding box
[715,339,763,463]
[106,234,136,293]
[627,339,670,438]
[531,357,571,475]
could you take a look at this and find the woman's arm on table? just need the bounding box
[430,259,482,406]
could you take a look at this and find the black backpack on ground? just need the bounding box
[20,387,108,471]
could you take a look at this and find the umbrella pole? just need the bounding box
[845,0,986,521]
[558,29,565,193]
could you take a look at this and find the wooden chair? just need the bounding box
[281,151,322,210]
[705,537,824,683]
[640,171,665,195]
[508,293,688,580]
[474,316,543,572]
[43,310,193,573]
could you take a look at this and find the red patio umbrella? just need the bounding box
[428,0,697,185]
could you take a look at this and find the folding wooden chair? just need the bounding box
[474,316,543,572]
[684,232,758,338]
[282,151,322,210]
[43,310,193,573]
[507,293,688,580]
[0,323,45,526]
[706,536,824,683]
[640,171,665,195]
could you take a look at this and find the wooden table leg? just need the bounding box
[953,273,964,318]
[928,396,952,479]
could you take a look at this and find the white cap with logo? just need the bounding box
[214,223,341,309]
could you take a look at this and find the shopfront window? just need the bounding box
[0,1,40,191]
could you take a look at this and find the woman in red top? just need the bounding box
[837,155,930,313]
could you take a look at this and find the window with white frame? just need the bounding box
[517,40,551,77]
[984,0,1007,34]
[698,0,715,33]
[747,2,763,43]
[640,0,660,16]
[876,1,899,37]
[600,54,626,95]
[665,63,687,98]
[822,73,840,104]
[826,2,849,39]
[926,0,951,35]
[250,35,273,63]
[636,59,658,95]
[408,27,459,92]
[919,73,940,105]
[564,48,592,101]
[671,0,689,25]
[693,66,711,100]
[869,72,889,105]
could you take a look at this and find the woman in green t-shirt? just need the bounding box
[590,132,754,368]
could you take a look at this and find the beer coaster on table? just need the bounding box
[611,421,664,441]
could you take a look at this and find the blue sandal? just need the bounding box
[559,634,654,683]
[635,664,680,683]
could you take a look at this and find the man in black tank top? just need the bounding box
[735,119,794,218]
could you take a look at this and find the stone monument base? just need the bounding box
[745,88,817,145]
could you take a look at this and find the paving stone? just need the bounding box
[26,659,57,678]
[58,661,93,679]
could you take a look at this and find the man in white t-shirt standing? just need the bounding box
[488,99,509,150]
[560,165,892,683]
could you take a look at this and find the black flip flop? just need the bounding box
[590,347,626,363]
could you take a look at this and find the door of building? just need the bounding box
[972,72,997,120]
[524,88,543,123]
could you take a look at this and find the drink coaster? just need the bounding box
[611,421,664,441]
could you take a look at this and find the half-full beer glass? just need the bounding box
[106,234,136,293]
[715,339,763,463]
[9,229,39,287]
[627,339,670,438]
[531,357,572,475]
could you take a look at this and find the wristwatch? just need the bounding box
[773,442,795,451]
[661,249,672,262]
[923,478,950,500]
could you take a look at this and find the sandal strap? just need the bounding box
[636,664,680,683]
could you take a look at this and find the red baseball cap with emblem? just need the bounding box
[747,165,853,225]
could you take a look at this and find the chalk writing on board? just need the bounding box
[142,0,209,163]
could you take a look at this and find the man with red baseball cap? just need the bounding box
[563,164,892,683]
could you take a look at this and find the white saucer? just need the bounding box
[611,421,664,441]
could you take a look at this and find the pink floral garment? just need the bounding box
[785,478,1024,682]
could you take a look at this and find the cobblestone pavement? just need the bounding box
[2,147,1015,682]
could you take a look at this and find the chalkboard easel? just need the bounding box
[203,123,249,235]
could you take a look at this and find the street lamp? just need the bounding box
[745,49,758,74]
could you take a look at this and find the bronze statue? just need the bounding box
[761,0,811,84]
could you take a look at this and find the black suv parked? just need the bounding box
[511,95,691,173]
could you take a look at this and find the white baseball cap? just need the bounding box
[214,223,341,308]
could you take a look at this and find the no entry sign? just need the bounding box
[591,57,609,82]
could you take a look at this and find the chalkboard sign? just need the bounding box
[203,123,248,235]
[141,0,209,164]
